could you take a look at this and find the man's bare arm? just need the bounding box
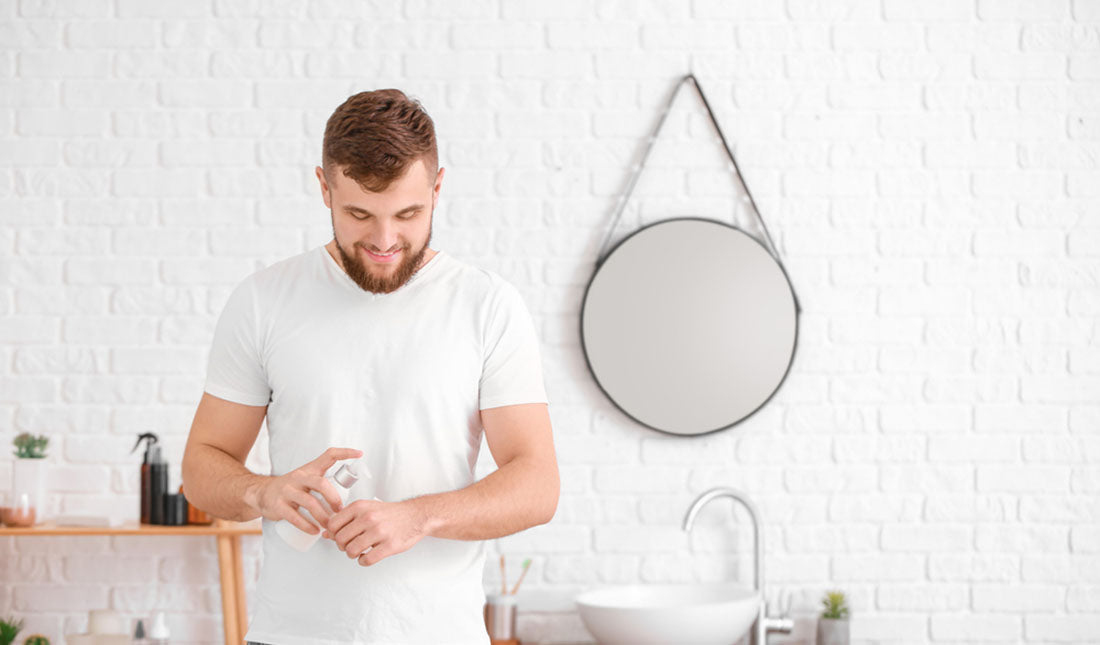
[409,449,558,541]
[182,392,362,532]
[181,392,270,522]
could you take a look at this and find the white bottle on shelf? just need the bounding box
[148,611,169,644]
[275,461,364,552]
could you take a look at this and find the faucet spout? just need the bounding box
[682,487,763,595]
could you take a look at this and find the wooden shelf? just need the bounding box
[0,519,262,536]
[1,517,261,644]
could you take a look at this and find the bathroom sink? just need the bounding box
[574,583,760,645]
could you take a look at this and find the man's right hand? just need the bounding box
[248,447,364,535]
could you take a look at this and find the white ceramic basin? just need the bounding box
[575,583,760,645]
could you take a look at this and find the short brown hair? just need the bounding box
[322,89,438,192]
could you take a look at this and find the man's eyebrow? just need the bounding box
[342,204,425,217]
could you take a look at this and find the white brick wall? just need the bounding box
[1,0,1098,643]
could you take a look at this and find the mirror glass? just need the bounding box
[580,218,799,436]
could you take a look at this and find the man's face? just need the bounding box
[317,159,444,294]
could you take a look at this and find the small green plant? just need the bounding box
[22,636,49,645]
[820,590,849,620]
[12,433,48,459]
[0,615,24,645]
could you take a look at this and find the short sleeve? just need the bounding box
[478,280,549,410]
[203,276,272,407]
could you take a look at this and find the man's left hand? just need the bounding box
[323,498,430,567]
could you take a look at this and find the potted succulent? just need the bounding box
[0,615,23,645]
[5,433,49,527]
[817,590,850,645]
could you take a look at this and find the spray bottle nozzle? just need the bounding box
[131,432,161,463]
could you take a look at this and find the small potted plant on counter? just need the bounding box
[817,589,850,645]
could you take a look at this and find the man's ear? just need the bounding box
[432,167,445,205]
[315,166,332,209]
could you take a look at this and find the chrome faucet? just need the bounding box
[682,488,794,645]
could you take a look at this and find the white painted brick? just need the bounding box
[499,524,590,554]
[784,464,878,495]
[929,554,1019,582]
[1070,54,1100,80]
[544,554,639,584]
[1027,614,1100,640]
[881,524,971,552]
[18,50,110,77]
[61,375,156,404]
[1022,554,1100,583]
[926,495,1016,523]
[113,110,207,139]
[877,583,969,611]
[929,435,1019,463]
[14,584,108,611]
[545,21,637,50]
[16,108,108,136]
[1067,584,1100,611]
[593,465,687,494]
[158,80,252,109]
[978,0,1071,20]
[785,525,877,553]
[833,554,924,582]
[832,23,923,52]
[65,20,158,48]
[451,22,544,50]
[258,19,355,48]
[834,435,924,463]
[1020,494,1100,522]
[1072,466,1100,492]
[594,525,686,553]
[0,20,55,49]
[211,50,295,78]
[17,227,110,255]
[64,258,157,285]
[110,347,206,375]
[931,615,1021,640]
[162,19,258,49]
[19,0,111,18]
[116,50,209,79]
[14,404,111,434]
[884,0,973,20]
[0,79,53,107]
[14,347,104,374]
[64,139,158,168]
[0,555,62,583]
[973,584,1065,611]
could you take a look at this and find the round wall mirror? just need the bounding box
[580,217,799,436]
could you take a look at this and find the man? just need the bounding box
[182,88,559,645]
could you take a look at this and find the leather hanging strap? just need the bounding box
[595,74,784,270]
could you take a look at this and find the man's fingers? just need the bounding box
[290,489,331,527]
[281,501,321,535]
[358,543,389,567]
[326,502,359,538]
[304,447,364,474]
[312,476,345,514]
[346,533,379,559]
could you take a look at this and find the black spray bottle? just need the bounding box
[131,433,164,525]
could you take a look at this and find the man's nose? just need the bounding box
[369,221,401,253]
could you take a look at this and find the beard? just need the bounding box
[331,209,433,295]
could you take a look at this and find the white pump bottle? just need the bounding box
[275,461,365,552]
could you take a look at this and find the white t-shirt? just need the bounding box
[202,244,549,645]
